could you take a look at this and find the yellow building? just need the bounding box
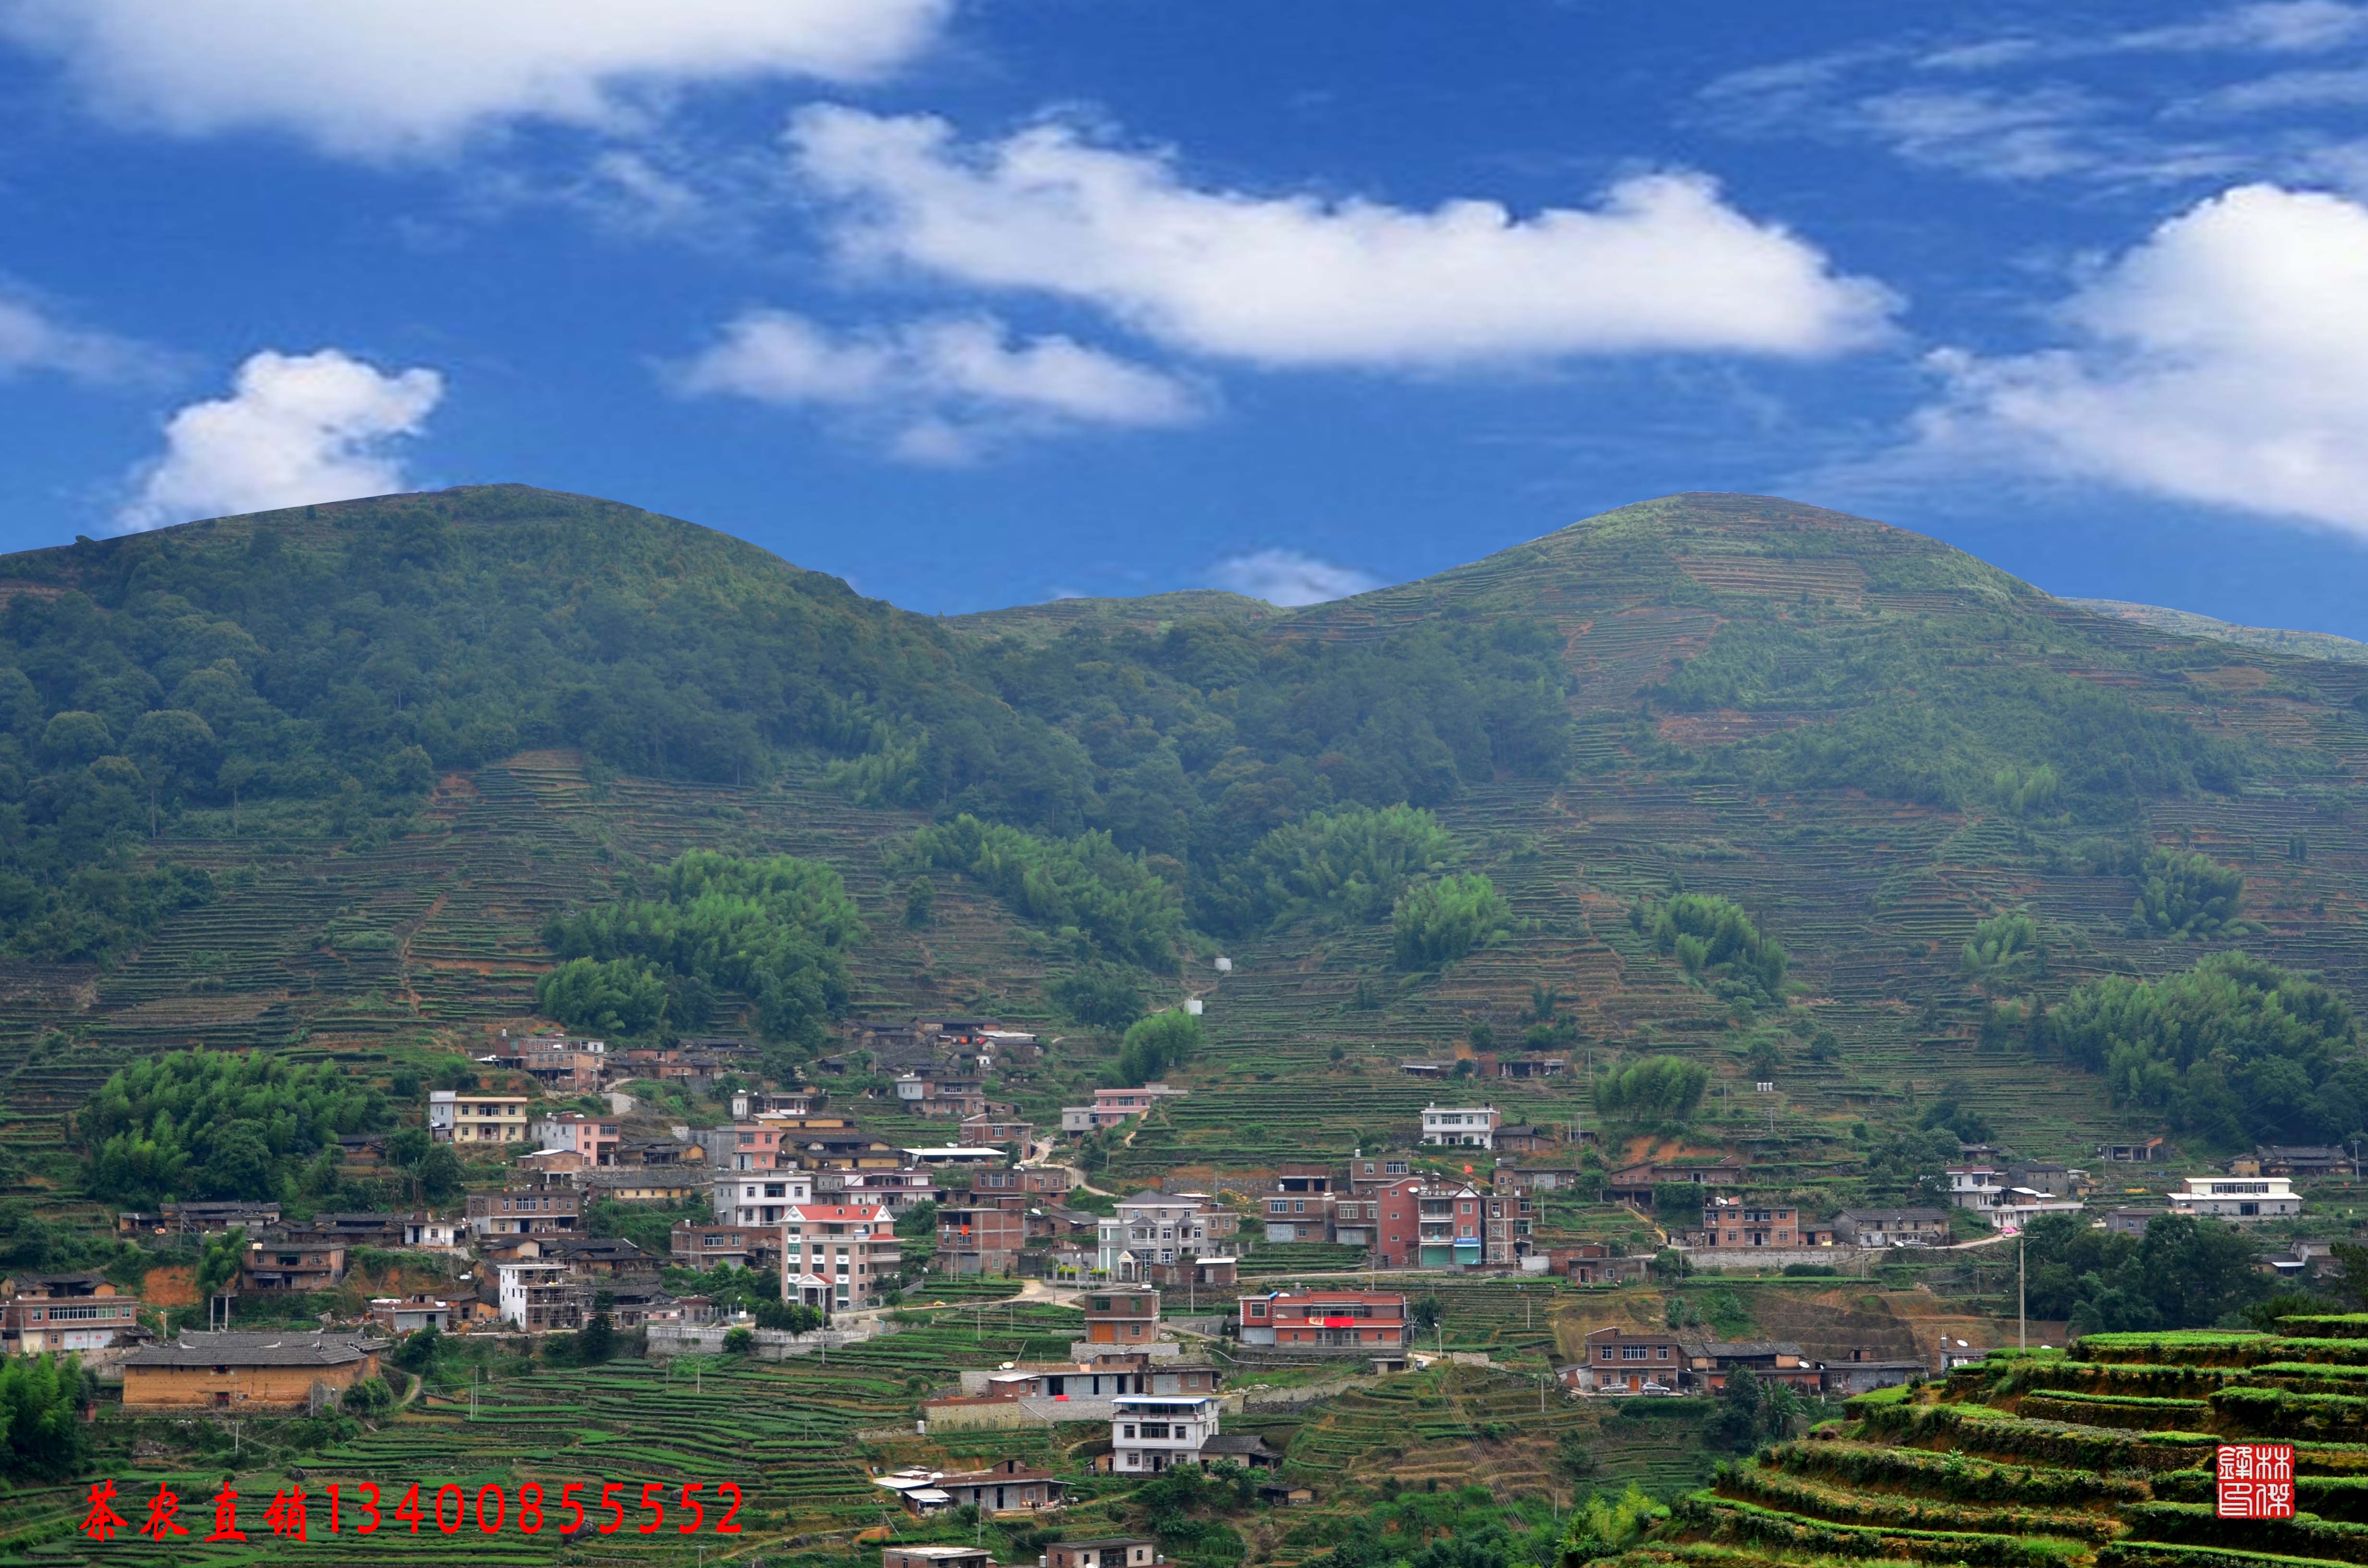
[121,1330,383,1412]
[428,1090,531,1144]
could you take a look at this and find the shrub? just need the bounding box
[722,1326,755,1355]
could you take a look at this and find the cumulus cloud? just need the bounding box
[0,0,949,158]
[0,292,166,384]
[117,349,443,532]
[1211,550,1383,607]
[671,309,1207,463]
[1904,184,2368,531]
[787,106,1897,370]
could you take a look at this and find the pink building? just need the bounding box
[532,1113,621,1167]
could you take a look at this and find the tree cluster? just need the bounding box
[2130,848,2245,939]
[1648,894,1787,1002]
[81,1047,392,1205]
[902,814,1183,970]
[2047,953,2368,1146]
[1112,1009,1202,1088]
[1205,803,1456,932]
[542,849,865,1042]
[0,1354,89,1478]
[1391,873,1513,969]
[2018,1211,2265,1334]
[1595,1055,1710,1123]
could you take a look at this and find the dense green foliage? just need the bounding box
[2018,1211,2266,1334]
[1312,1482,1566,1568]
[1656,608,2245,819]
[2048,953,2368,1145]
[81,1047,391,1204]
[1649,894,1787,1000]
[536,956,668,1034]
[0,1354,88,1478]
[1391,872,1513,968]
[1047,962,1148,1029]
[1863,1125,1963,1205]
[1113,1009,1202,1087]
[1206,804,1456,932]
[2131,849,2245,939]
[543,849,864,1041]
[1596,1054,1710,1122]
[0,487,1071,959]
[1962,910,2047,992]
[1708,1363,1807,1450]
[903,814,1183,969]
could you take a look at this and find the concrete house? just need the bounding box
[1,1274,142,1353]
[1831,1209,1949,1247]
[1110,1393,1221,1473]
[1420,1105,1501,1149]
[1237,1290,1407,1353]
[427,1090,530,1144]
[2168,1175,2301,1222]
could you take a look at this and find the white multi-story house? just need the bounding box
[1421,1105,1501,1150]
[1110,1394,1221,1474]
[781,1202,900,1311]
[495,1260,570,1328]
[1944,1165,2008,1211]
[427,1091,531,1144]
[2168,1175,2301,1223]
[710,1171,815,1226]
[1986,1191,2086,1230]
[1098,1192,1221,1280]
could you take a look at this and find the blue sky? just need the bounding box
[7,2,2368,634]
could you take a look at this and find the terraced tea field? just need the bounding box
[0,1304,1096,1566]
[1606,1313,2368,1568]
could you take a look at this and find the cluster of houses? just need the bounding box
[1565,1326,1932,1398]
[912,1282,1410,1492]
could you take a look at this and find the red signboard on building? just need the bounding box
[2216,1443,2295,1519]
[1319,1317,1358,1328]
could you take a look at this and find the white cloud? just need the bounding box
[1903,184,2368,531]
[787,106,1897,370]
[0,0,950,158]
[0,292,165,384]
[1211,550,1383,607]
[2109,2,2368,56]
[671,310,1207,463]
[117,348,443,532]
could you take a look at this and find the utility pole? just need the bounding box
[2018,1233,2027,1353]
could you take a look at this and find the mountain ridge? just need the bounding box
[0,483,2363,1197]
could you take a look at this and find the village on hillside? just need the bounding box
[7,1003,2358,1565]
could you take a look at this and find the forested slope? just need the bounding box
[2,485,2367,1203]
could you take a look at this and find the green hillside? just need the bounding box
[2,485,2367,1199]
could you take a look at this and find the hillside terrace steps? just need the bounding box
[1639,1320,2368,1568]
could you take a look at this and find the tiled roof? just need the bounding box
[124,1330,382,1368]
